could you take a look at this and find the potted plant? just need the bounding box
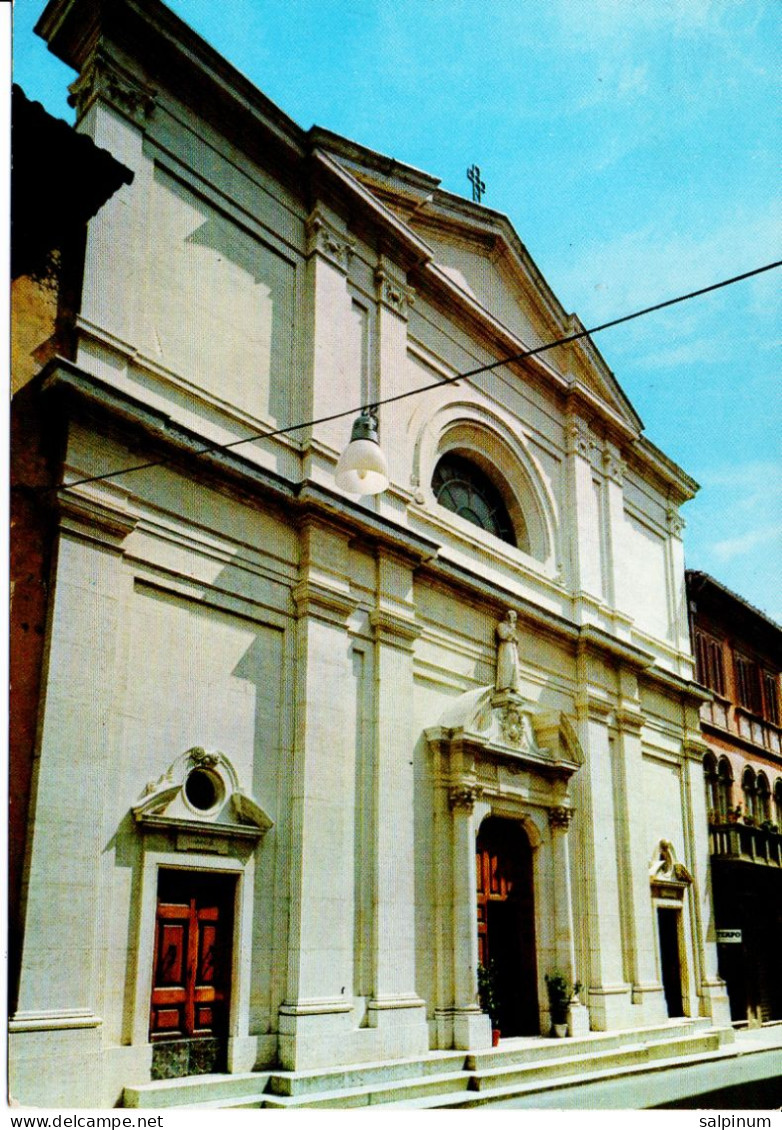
[545,971,581,1038]
[477,960,501,1046]
[727,804,742,824]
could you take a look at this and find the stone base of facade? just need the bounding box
[699,978,733,1026]
[9,1023,105,1107]
[277,997,430,1070]
[567,1001,591,1037]
[451,1007,492,1050]
[586,983,635,1030]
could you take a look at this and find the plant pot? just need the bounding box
[491,1028,501,1047]
[553,1023,568,1038]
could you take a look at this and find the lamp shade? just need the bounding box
[335,412,389,495]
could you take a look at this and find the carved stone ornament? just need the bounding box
[602,449,625,485]
[566,419,595,461]
[68,50,156,126]
[448,783,484,811]
[375,267,414,317]
[548,805,573,829]
[666,507,685,537]
[306,210,354,273]
[499,702,533,750]
[133,746,273,844]
[649,839,693,893]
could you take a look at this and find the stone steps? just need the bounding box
[122,1072,272,1109]
[382,1042,748,1110]
[121,1021,736,1110]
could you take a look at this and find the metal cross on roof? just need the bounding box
[467,163,486,203]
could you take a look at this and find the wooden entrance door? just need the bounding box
[476,818,539,1035]
[150,870,234,1044]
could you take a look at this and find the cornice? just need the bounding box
[68,47,157,126]
[369,609,422,651]
[57,488,138,549]
[292,579,357,625]
[578,625,654,671]
[37,359,709,698]
[305,208,355,274]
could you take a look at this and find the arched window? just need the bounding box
[432,453,521,548]
[742,766,757,821]
[774,779,782,828]
[756,773,771,823]
[717,757,733,819]
[703,753,718,820]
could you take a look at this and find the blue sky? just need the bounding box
[12,0,781,620]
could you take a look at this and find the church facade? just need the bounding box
[11,0,732,1107]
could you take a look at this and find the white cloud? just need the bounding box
[711,523,782,562]
[550,207,781,326]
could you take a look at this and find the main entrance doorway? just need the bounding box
[476,817,539,1036]
[150,869,235,1078]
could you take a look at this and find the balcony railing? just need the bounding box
[700,699,782,755]
[708,819,782,866]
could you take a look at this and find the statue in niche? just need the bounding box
[495,609,520,693]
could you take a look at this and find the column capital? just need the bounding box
[448,783,484,811]
[548,805,574,830]
[666,506,686,538]
[602,448,625,485]
[292,579,356,625]
[374,265,414,319]
[369,609,421,650]
[68,48,156,127]
[305,208,355,274]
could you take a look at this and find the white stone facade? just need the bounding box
[10,0,731,1107]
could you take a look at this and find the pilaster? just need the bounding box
[366,548,428,1055]
[69,49,154,359]
[305,206,358,457]
[572,678,632,1029]
[666,505,691,661]
[449,785,492,1050]
[279,519,360,1068]
[612,675,668,1024]
[566,416,604,606]
[548,806,590,1037]
[374,254,413,495]
[13,489,137,1049]
[601,443,634,641]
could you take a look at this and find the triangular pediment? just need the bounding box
[312,128,642,433]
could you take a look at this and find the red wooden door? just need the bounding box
[476,818,539,1036]
[150,871,233,1041]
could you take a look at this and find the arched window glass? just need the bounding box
[703,753,718,819]
[432,454,517,547]
[717,758,733,819]
[774,779,782,827]
[756,774,771,823]
[742,767,757,820]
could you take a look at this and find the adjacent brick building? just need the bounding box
[687,570,782,1025]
